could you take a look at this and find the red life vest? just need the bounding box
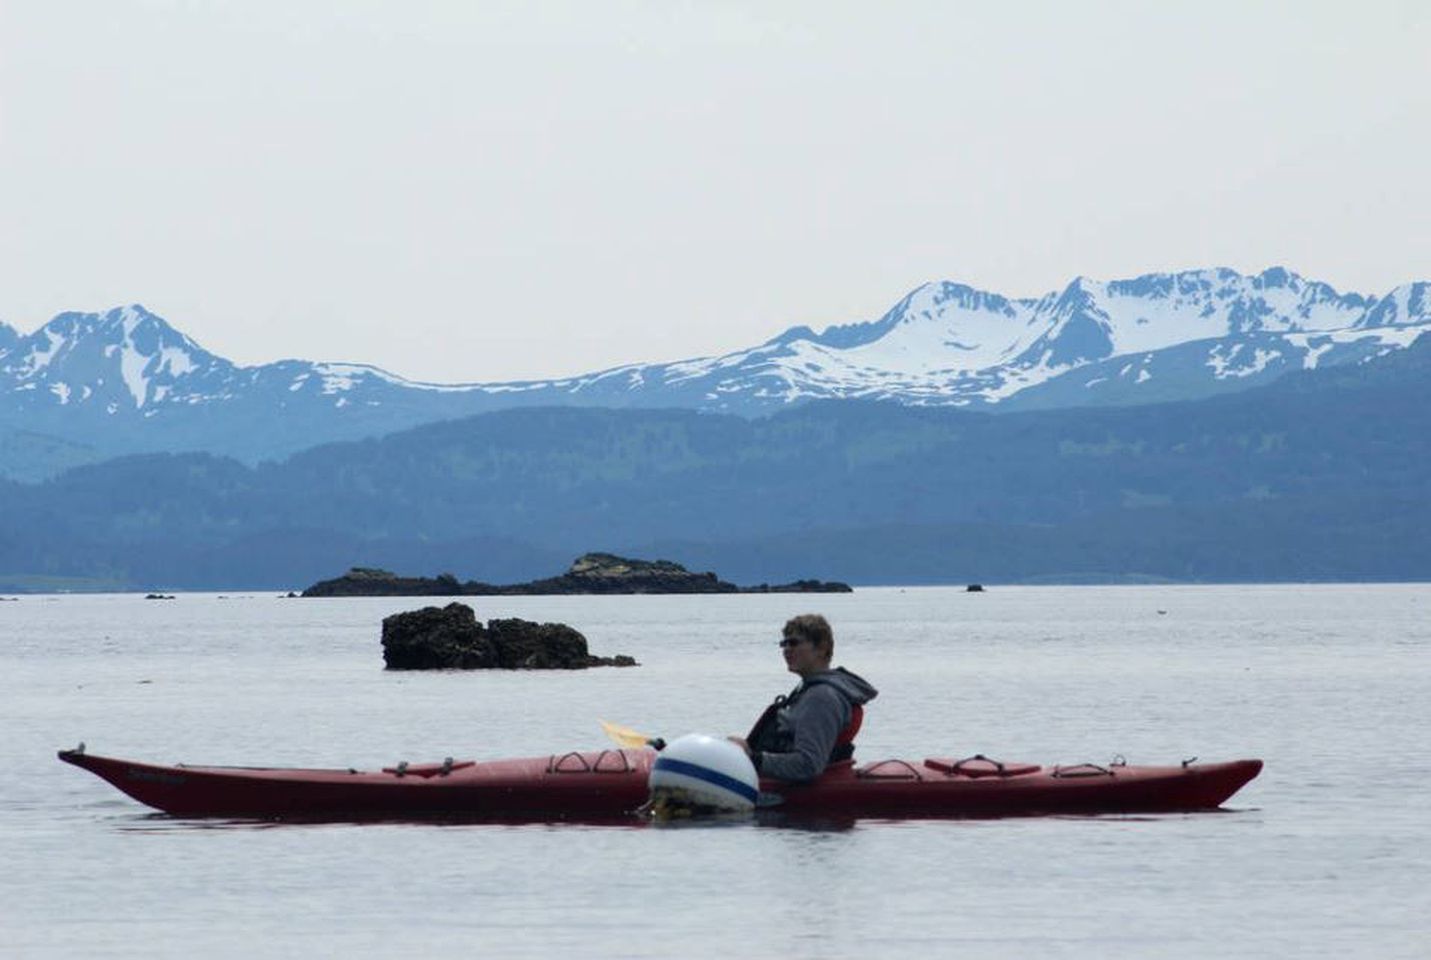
[748,689,866,763]
[836,703,864,746]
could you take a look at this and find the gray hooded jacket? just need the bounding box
[748,667,878,782]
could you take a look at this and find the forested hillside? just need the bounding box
[2,335,1427,590]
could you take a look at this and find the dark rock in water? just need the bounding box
[303,554,851,597]
[381,603,499,669]
[381,602,636,670]
[486,617,590,669]
[966,584,985,592]
[600,654,639,667]
[744,578,853,594]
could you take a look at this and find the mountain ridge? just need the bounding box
[2,335,1427,590]
[3,267,1428,481]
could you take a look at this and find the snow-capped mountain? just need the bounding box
[0,305,530,477]
[0,305,449,415]
[1,305,226,412]
[2,267,1428,481]
[560,267,1428,412]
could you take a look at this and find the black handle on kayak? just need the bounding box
[855,759,922,780]
[1051,763,1115,778]
[951,753,1005,774]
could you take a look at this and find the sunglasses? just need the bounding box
[777,637,809,649]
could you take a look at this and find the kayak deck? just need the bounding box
[58,746,652,820]
[58,746,1261,821]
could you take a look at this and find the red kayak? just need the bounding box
[58,745,1261,821]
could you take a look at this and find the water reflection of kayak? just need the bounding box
[58,744,1261,821]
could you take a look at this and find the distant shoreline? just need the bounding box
[6,574,1429,597]
[300,553,854,598]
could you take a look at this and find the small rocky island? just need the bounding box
[382,602,636,670]
[303,552,853,597]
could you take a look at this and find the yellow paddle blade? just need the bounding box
[599,719,654,749]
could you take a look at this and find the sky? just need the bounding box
[2,1,1428,383]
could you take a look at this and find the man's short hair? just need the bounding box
[783,614,833,656]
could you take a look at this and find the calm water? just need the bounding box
[3,585,1429,958]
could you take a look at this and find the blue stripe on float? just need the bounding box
[652,756,759,804]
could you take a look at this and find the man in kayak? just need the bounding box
[730,614,878,782]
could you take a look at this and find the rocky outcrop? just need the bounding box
[306,568,482,597]
[380,602,637,670]
[743,579,855,593]
[380,603,496,669]
[304,553,851,597]
[509,553,738,594]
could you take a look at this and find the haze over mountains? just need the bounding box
[2,332,1428,591]
[1,265,1428,590]
[2,266,1428,482]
